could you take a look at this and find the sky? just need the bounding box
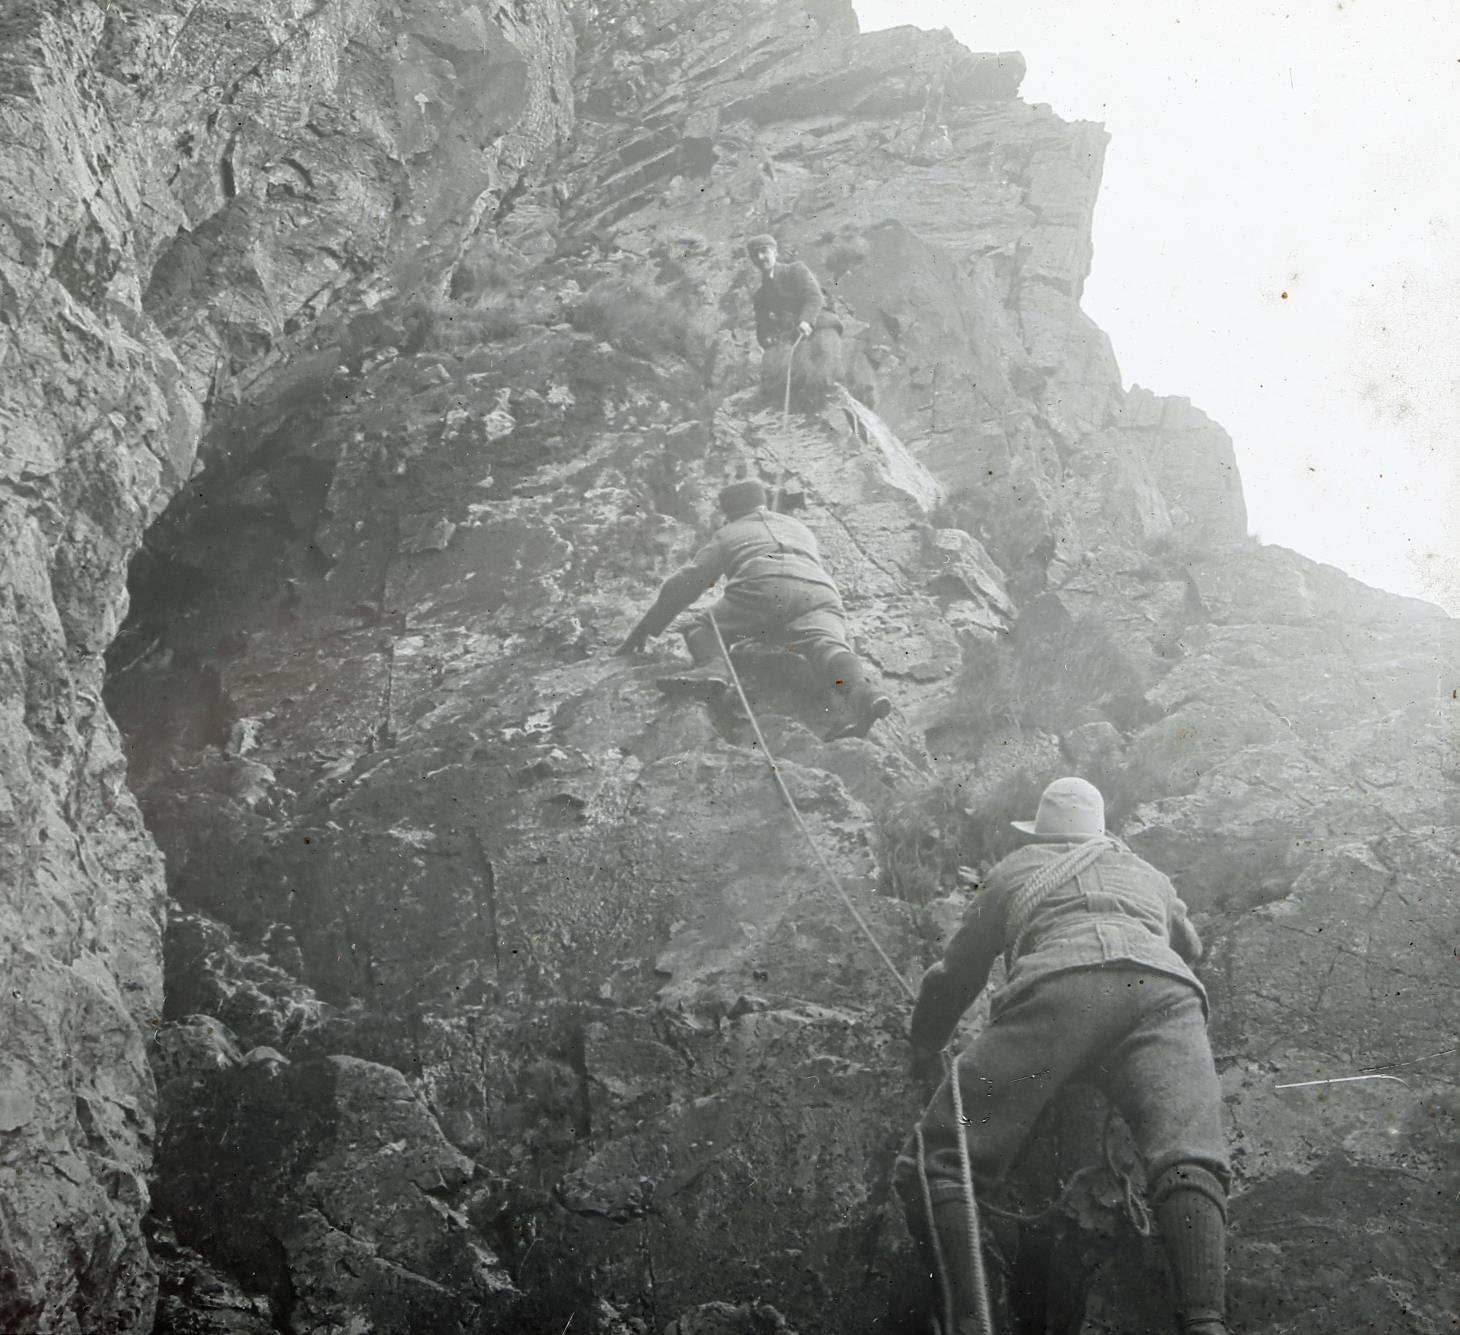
[856,0,1460,614]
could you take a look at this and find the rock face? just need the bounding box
[154,1052,519,1334]
[2,1,569,1328]
[2,1,1455,1333]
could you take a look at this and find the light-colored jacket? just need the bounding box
[909,841,1205,1050]
[682,506,836,592]
[632,506,842,641]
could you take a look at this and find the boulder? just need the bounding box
[155,1056,518,1334]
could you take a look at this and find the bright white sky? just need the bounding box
[856,1,1460,614]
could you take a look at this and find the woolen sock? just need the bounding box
[1152,1164,1228,1332]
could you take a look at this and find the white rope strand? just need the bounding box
[705,610,915,1002]
[704,609,994,1334]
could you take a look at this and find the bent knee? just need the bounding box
[1149,1161,1229,1217]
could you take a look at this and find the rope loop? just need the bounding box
[977,1100,1151,1236]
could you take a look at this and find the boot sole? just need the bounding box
[823,695,892,741]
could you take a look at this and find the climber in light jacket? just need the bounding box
[616,479,891,741]
[894,777,1231,1335]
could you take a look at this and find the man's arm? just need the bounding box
[617,537,729,653]
[753,287,773,348]
[908,873,1008,1051]
[1169,890,1204,964]
[787,262,825,331]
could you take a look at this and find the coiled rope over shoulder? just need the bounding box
[1003,834,1124,965]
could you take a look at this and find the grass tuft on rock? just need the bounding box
[872,775,972,904]
[569,272,717,371]
[408,285,562,353]
[873,767,1057,904]
[953,609,1144,739]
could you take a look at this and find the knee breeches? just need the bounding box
[893,969,1230,1211]
[690,576,851,677]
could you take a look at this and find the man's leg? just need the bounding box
[656,598,751,697]
[894,1027,1041,1335]
[822,648,892,739]
[788,605,891,739]
[893,975,1143,1332]
[788,327,843,409]
[1149,1163,1228,1335]
[660,582,804,698]
[758,340,794,407]
[1098,983,1231,1335]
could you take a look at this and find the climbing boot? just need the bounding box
[657,623,729,700]
[822,651,891,741]
[1151,1164,1229,1335]
[929,1199,989,1335]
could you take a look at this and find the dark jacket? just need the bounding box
[909,841,1206,1050]
[638,508,838,636]
[753,261,825,348]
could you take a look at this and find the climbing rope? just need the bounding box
[975,1101,1152,1236]
[913,1125,955,1335]
[703,610,1155,1323]
[700,345,1153,1331]
[781,329,806,432]
[705,609,914,1001]
[759,330,807,507]
[704,610,996,1335]
[947,1051,997,1335]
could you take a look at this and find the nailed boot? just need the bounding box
[1152,1164,1230,1335]
[823,650,891,741]
[657,622,729,700]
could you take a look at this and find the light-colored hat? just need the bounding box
[1011,777,1106,839]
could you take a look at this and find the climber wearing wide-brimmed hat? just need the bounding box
[616,479,891,741]
[893,777,1232,1335]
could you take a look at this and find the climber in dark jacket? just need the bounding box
[894,777,1231,1335]
[746,234,859,411]
[746,234,843,348]
[616,479,891,741]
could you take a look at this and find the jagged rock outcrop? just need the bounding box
[2,1,570,1327]
[4,0,1456,1332]
[103,291,997,1326]
[155,1052,519,1333]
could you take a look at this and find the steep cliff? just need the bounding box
[3,1,1455,1333]
[2,1,570,1328]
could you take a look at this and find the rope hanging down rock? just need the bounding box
[705,609,913,1000]
[704,610,996,1335]
[946,1047,998,1335]
[782,329,805,431]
